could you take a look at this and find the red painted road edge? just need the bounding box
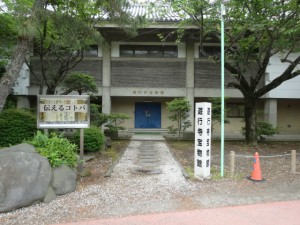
[54,200,300,225]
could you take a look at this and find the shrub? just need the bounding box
[29,131,77,168]
[90,104,109,127]
[73,127,105,152]
[104,113,130,138]
[166,98,191,139]
[0,108,36,147]
[242,121,277,141]
[256,121,277,140]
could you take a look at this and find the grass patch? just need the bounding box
[167,140,194,151]
[102,139,129,162]
[210,166,225,180]
[184,165,195,179]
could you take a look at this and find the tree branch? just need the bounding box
[255,55,300,97]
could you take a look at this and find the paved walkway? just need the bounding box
[57,200,300,225]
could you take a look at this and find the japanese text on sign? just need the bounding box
[37,95,90,129]
[194,102,212,179]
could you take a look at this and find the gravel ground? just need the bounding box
[1,138,300,225]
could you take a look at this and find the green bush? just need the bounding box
[90,104,109,127]
[256,121,277,140]
[242,121,277,141]
[0,108,37,147]
[104,113,130,138]
[29,131,78,168]
[73,127,105,152]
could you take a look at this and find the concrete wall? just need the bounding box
[266,53,300,99]
[277,99,300,134]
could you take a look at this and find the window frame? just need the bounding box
[119,45,178,58]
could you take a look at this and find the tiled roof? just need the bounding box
[124,4,182,22]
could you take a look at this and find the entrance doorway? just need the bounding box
[134,102,161,128]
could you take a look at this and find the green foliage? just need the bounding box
[170,0,300,144]
[2,95,17,110]
[90,104,109,127]
[29,131,78,168]
[242,121,277,141]
[73,126,105,152]
[0,108,36,147]
[0,12,18,67]
[61,72,98,95]
[104,113,130,138]
[208,97,230,125]
[256,122,278,141]
[166,98,191,139]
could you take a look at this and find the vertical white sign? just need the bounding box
[194,102,212,179]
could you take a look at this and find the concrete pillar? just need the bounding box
[102,44,111,114]
[17,96,30,109]
[186,41,195,131]
[264,99,277,127]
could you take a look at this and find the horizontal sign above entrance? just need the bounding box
[37,95,90,129]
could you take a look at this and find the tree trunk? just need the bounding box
[244,98,257,145]
[0,0,47,112]
[0,39,29,112]
[46,86,56,95]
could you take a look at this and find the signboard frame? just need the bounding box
[37,95,90,129]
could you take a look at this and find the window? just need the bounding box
[199,45,221,57]
[120,45,178,58]
[227,103,244,118]
[83,45,98,57]
[134,45,148,57]
[120,45,134,57]
[149,46,163,57]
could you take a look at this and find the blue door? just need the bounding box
[135,102,161,128]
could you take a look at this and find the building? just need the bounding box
[13,3,300,138]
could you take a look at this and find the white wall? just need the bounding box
[13,63,30,95]
[265,52,300,98]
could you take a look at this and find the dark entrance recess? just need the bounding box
[134,102,161,128]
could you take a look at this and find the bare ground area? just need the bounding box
[1,138,300,225]
[167,140,300,209]
[56,139,300,211]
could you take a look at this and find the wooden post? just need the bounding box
[78,128,84,173]
[291,150,296,174]
[230,151,235,177]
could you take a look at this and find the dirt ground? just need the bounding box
[167,140,300,180]
[77,139,129,189]
[73,138,300,217]
[80,139,300,184]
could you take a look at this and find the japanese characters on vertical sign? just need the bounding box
[194,102,211,179]
[37,95,90,128]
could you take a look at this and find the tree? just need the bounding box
[27,0,103,95]
[61,72,98,95]
[26,0,143,95]
[0,0,47,112]
[166,97,191,139]
[0,12,17,69]
[169,0,300,144]
[0,0,145,111]
[104,113,130,138]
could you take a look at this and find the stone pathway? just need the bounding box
[134,141,162,174]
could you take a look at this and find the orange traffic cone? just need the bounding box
[247,152,265,182]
